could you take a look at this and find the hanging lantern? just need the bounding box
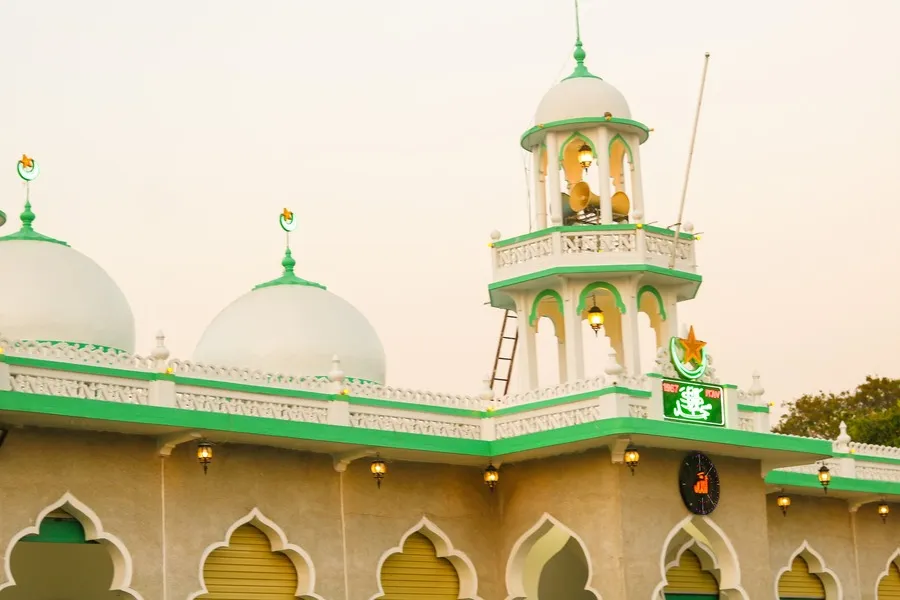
[577,144,593,170]
[776,492,791,516]
[588,305,604,335]
[197,439,213,475]
[624,444,640,475]
[878,501,890,524]
[817,464,831,492]
[371,454,387,489]
[483,462,499,492]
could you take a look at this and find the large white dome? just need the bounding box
[194,253,386,383]
[0,234,136,352]
[535,76,632,124]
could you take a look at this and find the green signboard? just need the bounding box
[661,378,725,427]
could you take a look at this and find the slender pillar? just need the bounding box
[595,127,612,223]
[620,283,642,375]
[629,134,645,221]
[557,339,568,382]
[563,284,585,381]
[534,146,547,230]
[515,302,539,390]
[547,133,563,225]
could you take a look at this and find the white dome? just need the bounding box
[535,76,632,124]
[194,270,386,383]
[0,238,136,351]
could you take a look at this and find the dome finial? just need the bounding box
[0,155,67,246]
[281,247,297,274]
[564,0,599,80]
[253,208,327,291]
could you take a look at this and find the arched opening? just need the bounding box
[637,285,666,376]
[506,514,600,600]
[663,547,719,599]
[877,555,900,599]
[774,543,841,600]
[190,508,320,600]
[558,132,604,226]
[578,282,625,373]
[198,524,297,599]
[0,494,143,600]
[372,518,480,600]
[653,516,748,600]
[607,135,633,222]
[530,290,565,387]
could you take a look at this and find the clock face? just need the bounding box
[678,452,720,515]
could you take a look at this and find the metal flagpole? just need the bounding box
[668,52,711,270]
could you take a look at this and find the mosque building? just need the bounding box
[0,15,899,600]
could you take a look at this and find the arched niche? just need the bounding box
[637,285,666,373]
[529,289,565,338]
[505,513,601,600]
[876,551,900,599]
[370,517,481,600]
[189,508,322,600]
[559,132,598,189]
[0,492,143,600]
[607,134,633,195]
[652,515,749,600]
[577,281,626,366]
[774,542,842,600]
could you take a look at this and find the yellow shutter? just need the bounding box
[663,549,719,595]
[200,524,298,600]
[379,532,460,600]
[879,563,900,599]
[778,556,826,599]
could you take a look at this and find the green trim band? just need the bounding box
[576,281,626,314]
[521,117,651,150]
[637,285,667,320]
[765,471,900,496]
[736,403,770,414]
[489,265,702,292]
[529,289,565,327]
[492,224,694,249]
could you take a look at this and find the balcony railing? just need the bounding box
[491,225,697,282]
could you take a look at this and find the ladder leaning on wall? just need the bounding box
[489,310,519,397]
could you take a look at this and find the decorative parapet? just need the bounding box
[490,225,698,283]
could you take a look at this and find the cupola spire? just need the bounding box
[0,155,67,245]
[253,208,326,290]
[564,0,600,80]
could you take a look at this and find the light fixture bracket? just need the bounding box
[156,430,203,457]
[332,448,378,473]
[609,437,633,464]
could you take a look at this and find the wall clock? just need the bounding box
[679,451,720,515]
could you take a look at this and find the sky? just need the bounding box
[2,0,899,420]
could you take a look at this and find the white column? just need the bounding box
[515,302,539,390]
[546,133,563,226]
[557,340,568,382]
[620,279,642,375]
[595,127,612,223]
[629,134,645,221]
[562,283,585,381]
[534,146,547,230]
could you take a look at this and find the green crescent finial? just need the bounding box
[564,0,601,81]
[0,156,68,246]
[253,210,326,291]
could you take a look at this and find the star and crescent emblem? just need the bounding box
[678,326,707,366]
[669,325,709,380]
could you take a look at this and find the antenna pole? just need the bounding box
[668,52,711,270]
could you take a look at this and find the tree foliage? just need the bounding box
[772,376,900,447]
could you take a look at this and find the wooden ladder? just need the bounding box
[489,310,519,397]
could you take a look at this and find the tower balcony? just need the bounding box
[489,224,699,297]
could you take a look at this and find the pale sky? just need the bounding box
[3,0,899,419]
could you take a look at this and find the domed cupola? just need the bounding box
[193,211,386,383]
[0,156,136,351]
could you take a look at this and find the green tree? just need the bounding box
[772,376,900,446]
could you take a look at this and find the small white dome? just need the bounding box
[536,76,632,124]
[0,235,136,352]
[194,254,386,383]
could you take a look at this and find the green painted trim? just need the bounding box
[737,403,770,414]
[528,289,564,327]
[346,396,484,419]
[489,265,702,293]
[490,386,651,417]
[576,281,626,314]
[30,341,128,354]
[637,285,667,321]
[0,354,159,382]
[492,224,694,249]
[608,133,634,163]
[0,201,68,246]
[172,375,333,402]
[0,209,6,227]
[833,452,900,466]
[522,117,651,150]
[21,518,90,544]
[0,390,491,456]
[492,416,832,456]
[765,471,900,496]
[558,131,597,164]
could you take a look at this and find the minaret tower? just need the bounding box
[487,7,701,392]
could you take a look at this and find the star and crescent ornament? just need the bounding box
[279,208,297,232]
[669,325,709,381]
[17,154,40,181]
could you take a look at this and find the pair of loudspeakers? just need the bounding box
[561,181,630,222]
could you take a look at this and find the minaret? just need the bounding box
[487,7,701,391]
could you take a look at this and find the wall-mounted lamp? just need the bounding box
[371,454,387,489]
[483,462,499,492]
[776,491,791,516]
[817,464,831,493]
[624,444,640,475]
[588,294,604,336]
[878,501,890,524]
[577,144,593,171]
[197,439,213,475]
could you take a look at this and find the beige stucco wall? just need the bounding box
[0,427,897,600]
